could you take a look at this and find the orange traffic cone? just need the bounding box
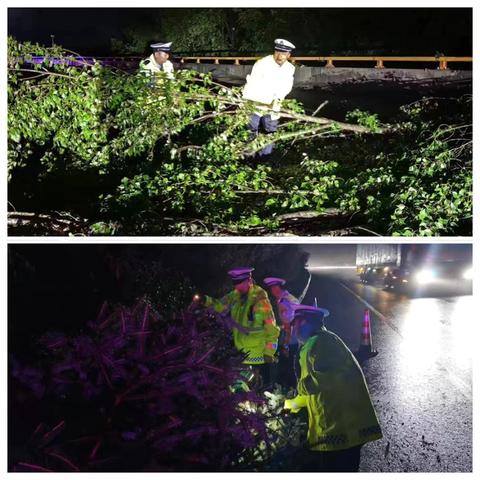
[356,309,378,359]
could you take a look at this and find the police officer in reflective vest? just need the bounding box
[284,305,382,472]
[242,39,296,157]
[139,41,174,82]
[203,267,280,387]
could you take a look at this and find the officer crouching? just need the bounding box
[284,304,382,472]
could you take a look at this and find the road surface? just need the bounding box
[297,268,472,472]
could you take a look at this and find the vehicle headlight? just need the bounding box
[415,269,435,284]
[463,268,472,280]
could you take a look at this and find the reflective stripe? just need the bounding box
[227,317,263,334]
[244,356,264,365]
[266,342,278,349]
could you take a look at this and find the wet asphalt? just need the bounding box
[298,269,472,472]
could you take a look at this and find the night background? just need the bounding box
[8,244,472,472]
[8,8,472,56]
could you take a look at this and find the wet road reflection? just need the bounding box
[305,270,472,472]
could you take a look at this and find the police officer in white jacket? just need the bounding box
[139,42,174,82]
[242,39,296,157]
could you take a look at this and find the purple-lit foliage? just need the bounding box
[11,300,270,471]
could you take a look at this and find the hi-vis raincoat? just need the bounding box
[206,285,280,365]
[242,55,295,120]
[139,54,174,81]
[285,329,382,451]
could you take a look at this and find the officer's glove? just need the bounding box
[284,398,301,413]
[270,98,282,120]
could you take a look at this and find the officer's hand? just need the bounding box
[264,354,274,364]
[284,398,301,413]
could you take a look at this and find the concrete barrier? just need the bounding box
[177,62,472,88]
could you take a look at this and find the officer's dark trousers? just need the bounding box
[255,363,275,389]
[298,445,362,472]
[278,344,299,390]
[248,114,279,156]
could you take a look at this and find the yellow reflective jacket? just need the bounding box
[289,329,382,451]
[206,285,280,365]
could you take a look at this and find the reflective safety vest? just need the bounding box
[206,285,280,365]
[289,329,382,451]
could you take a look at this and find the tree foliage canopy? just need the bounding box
[8,38,472,236]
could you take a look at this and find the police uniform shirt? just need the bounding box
[277,290,300,324]
[139,54,174,78]
[242,54,295,106]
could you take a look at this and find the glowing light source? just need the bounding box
[463,268,472,280]
[415,269,435,284]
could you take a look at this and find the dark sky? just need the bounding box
[8,8,472,55]
[8,8,145,53]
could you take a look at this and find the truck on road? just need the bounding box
[356,244,472,291]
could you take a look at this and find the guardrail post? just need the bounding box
[438,59,448,70]
[214,58,219,64]
[234,58,240,65]
[196,58,201,64]
[180,58,185,64]
[325,58,335,68]
[375,59,384,69]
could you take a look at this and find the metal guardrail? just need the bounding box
[16,55,472,71]
[180,56,473,70]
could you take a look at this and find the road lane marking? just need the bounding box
[340,282,472,401]
[340,282,404,338]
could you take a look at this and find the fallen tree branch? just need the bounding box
[185,93,376,134]
[312,100,329,116]
[8,211,89,235]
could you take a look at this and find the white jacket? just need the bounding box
[242,55,295,107]
[139,54,174,79]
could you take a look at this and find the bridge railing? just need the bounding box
[179,56,472,70]
[15,55,472,71]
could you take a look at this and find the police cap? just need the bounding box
[263,277,286,287]
[274,38,296,53]
[293,304,330,320]
[228,267,254,283]
[150,42,172,52]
